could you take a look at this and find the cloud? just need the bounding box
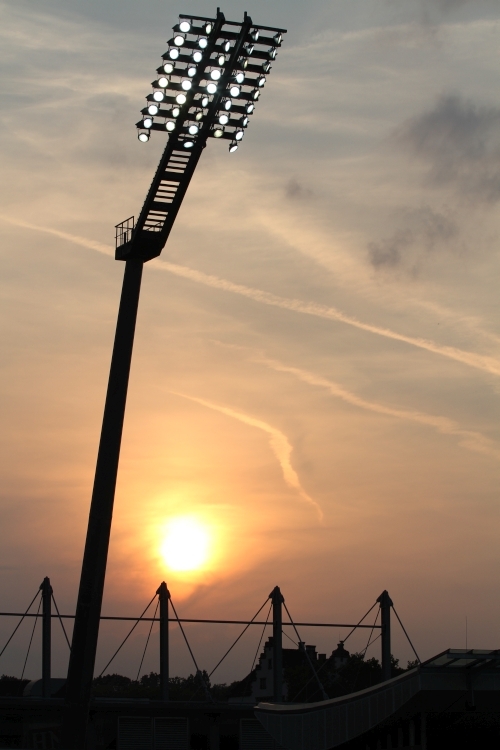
[432,0,473,10]
[171,392,324,522]
[369,229,413,269]
[395,94,500,202]
[248,352,500,461]
[2,216,500,379]
[368,206,459,271]
[0,215,113,257]
[284,178,313,200]
[153,260,500,378]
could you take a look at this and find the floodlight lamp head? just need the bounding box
[133,11,287,163]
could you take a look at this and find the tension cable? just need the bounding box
[283,601,328,701]
[98,593,157,677]
[21,594,42,680]
[208,596,270,680]
[52,593,71,650]
[0,588,41,661]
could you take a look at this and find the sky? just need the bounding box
[1,0,500,686]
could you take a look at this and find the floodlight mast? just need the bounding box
[61,9,286,749]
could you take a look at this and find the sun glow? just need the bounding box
[160,517,210,572]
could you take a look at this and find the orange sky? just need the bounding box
[1,0,500,683]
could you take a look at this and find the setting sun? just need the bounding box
[160,517,210,572]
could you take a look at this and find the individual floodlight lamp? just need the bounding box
[62,13,286,746]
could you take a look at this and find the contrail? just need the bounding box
[172,392,324,522]
[248,352,500,461]
[3,215,500,378]
[154,259,500,377]
[0,216,114,257]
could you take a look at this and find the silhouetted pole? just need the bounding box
[157,582,170,701]
[62,259,144,748]
[270,586,283,701]
[377,590,393,682]
[41,577,52,699]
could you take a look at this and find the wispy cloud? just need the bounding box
[0,216,114,257]
[245,351,500,461]
[171,392,324,522]
[395,94,500,203]
[154,260,500,378]
[2,216,500,379]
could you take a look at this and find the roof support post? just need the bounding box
[377,590,393,682]
[41,577,52,699]
[270,586,284,702]
[157,582,170,701]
